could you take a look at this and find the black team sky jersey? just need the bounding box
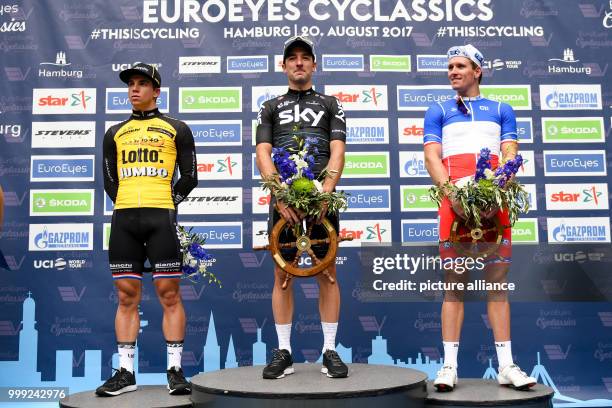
[103,108,197,209]
[255,88,346,176]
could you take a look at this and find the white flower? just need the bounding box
[454,176,473,189]
[313,180,323,192]
[484,168,495,180]
[189,259,198,267]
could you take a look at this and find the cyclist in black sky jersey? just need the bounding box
[256,36,349,379]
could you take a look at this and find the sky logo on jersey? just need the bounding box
[30,155,94,182]
[178,187,242,214]
[416,55,447,72]
[30,189,94,216]
[338,220,392,247]
[370,55,411,72]
[29,223,93,251]
[179,87,242,113]
[31,121,96,148]
[397,86,454,111]
[324,85,388,111]
[398,118,424,144]
[106,88,169,113]
[401,220,438,244]
[186,120,242,146]
[346,118,389,144]
[343,152,390,178]
[226,56,268,73]
[251,86,288,112]
[548,217,610,243]
[322,55,364,71]
[540,84,602,110]
[543,150,606,176]
[32,88,96,114]
[400,185,437,211]
[179,56,221,74]
[180,223,242,248]
[399,151,429,177]
[196,153,242,180]
[480,85,532,110]
[545,183,609,210]
[516,118,533,143]
[252,186,270,214]
[541,117,605,143]
[511,219,539,243]
[340,186,391,212]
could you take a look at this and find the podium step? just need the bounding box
[191,363,428,408]
[60,385,192,408]
[425,379,553,407]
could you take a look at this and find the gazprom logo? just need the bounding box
[186,120,242,146]
[226,56,268,73]
[548,218,610,243]
[29,223,93,251]
[399,151,429,177]
[416,55,447,72]
[181,223,242,248]
[322,55,364,72]
[540,84,602,110]
[105,88,169,113]
[346,118,388,144]
[401,220,439,244]
[397,86,455,111]
[340,186,391,212]
[251,86,287,112]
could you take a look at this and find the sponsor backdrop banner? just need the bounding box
[0,0,611,404]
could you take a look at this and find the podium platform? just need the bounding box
[59,385,192,408]
[59,368,555,408]
[425,379,554,408]
[190,363,428,407]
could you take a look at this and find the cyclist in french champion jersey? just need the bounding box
[98,63,197,397]
[256,36,349,379]
[424,45,536,392]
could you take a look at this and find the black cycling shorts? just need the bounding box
[109,208,182,280]
[268,198,340,262]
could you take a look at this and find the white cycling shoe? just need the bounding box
[497,364,537,390]
[434,365,458,392]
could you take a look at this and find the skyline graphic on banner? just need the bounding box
[1,294,611,407]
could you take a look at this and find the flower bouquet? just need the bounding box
[261,134,348,228]
[176,225,221,286]
[429,148,530,229]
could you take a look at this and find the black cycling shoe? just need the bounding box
[95,367,137,396]
[321,350,349,378]
[167,366,191,395]
[262,348,294,379]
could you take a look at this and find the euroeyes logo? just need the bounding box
[105,88,169,113]
[226,56,268,73]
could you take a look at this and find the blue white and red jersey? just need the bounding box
[423,96,517,181]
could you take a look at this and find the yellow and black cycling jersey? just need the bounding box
[103,108,197,209]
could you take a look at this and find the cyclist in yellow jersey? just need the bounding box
[98,63,197,397]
